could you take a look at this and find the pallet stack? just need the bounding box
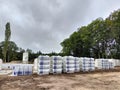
[12,65,33,76]
[37,55,50,75]
[74,57,80,72]
[50,56,63,74]
[63,56,75,73]
[80,57,95,72]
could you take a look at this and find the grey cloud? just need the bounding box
[0,0,120,53]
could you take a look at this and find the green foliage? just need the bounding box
[0,41,19,62]
[61,9,120,59]
[3,22,11,62]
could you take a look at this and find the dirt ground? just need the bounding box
[1,69,120,90]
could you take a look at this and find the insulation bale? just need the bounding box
[18,66,24,75]
[63,56,75,73]
[12,64,33,76]
[80,57,94,72]
[23,65,29,75]
[28,65,33,75]
[0,59,3,70]
[74,57,80,72]
[114,59,120,66]
[37,55,50,75]
[50,56,63,74]
[89,58,95,71]
[95,59,110,70]
[34,58,38,73]
[22,52,29,64]
[2,64,19,70]
[95,59,103,69]
[12,66,19,76]
[104,59,109,70]
[108,59,115,69]
[80,57,95,71]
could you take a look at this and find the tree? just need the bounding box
[60,9,120,59]
[3,22,11,62]
[0,41,18,62]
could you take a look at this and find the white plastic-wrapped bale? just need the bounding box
[108,59,115,69]
[2,64,18,70]
[95,59,110,70]
[79,57,95,72]
[80,57,90,72]
[114,59,120,66]
[95,59,102,69]
[0,59,3,70]
[89,58,95,71]
[103,59,109,70]
[12,64,33,76]
[37,55,50,75]
[50,56,63,74]
[74,57,80,72]
[22,52,29,64]
[63,56,75,73]
[33,58,38,73]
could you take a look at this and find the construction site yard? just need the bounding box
[1,70,120,90]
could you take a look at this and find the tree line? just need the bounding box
[61,9,120,59]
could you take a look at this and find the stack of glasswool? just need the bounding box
[108,59,115,69]
[95,59,115,70]
[74,57,80,72]
[33,58,38,73]
[63,56,75,73]
[0,59,2,70]
[12,64,33,76]
[114,59,120,66]
[80,57,95,72]
[37,55,50,75]
[50,56,63,74]
[1,64,16,70]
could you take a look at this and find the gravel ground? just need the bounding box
[0,69,120,90]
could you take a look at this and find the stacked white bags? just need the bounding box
[0,59,2,70]
[95,59,105,69]
[63,56,75,73]
[37,55,50,75]
[74,57,80,72]
[33,58,38,73]
[12,64,33,76]
[95,59,114,70]
[89,58,95,71]
[50,56,63,74]
[103,59,109,69]
[108,59,115,69]
[114,59,120,66]
[2,64,18,70]
[80,57,95,72]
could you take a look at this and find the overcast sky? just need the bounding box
[0,0,120,53]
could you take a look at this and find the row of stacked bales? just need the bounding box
[36,55,116,75]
